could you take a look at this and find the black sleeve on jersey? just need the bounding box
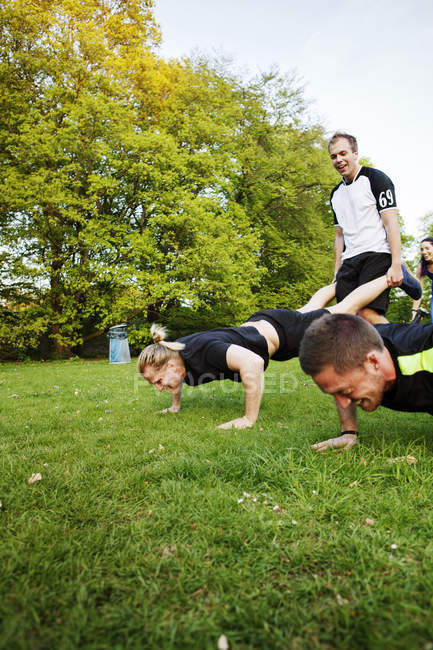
[375,323,433,355]
[203,341,232,373]
[362,167,397,213]
[178,334,233,385]
[330,184,339,225]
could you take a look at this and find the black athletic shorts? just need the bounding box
[246,308,328,361]
[336,252,391,315]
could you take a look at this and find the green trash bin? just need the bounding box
[108,323,131,364]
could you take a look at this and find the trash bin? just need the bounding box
[107,323,131,364]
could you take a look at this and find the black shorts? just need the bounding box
[247,308,329,361]
[336,252,391,314]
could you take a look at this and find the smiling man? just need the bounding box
[328,132,418,324]
[299,313,433,451]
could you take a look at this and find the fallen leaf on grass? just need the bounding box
[387,455,417,465]
[28,473,42,484]
[162,544,176,557]
[336,594,349,606]
[365,518,375,526]
[349,480,358,488]
[9,394,19,398]
[217,635,229,650]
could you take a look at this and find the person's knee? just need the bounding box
[357,307,388,324]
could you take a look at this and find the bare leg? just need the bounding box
[327,275,389,315]
[357,307,388,324]
[297,283,336,314]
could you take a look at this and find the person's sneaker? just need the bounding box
[412,308,428,325]
[400,265,422,300]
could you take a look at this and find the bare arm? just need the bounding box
[158,384,183,414]
[333,226,344,281]
[217,345,265,429]
[311,400,358,452]
[381,208,402,286]
[411,265,424,319]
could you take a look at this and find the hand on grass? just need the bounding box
[217,416,253,430]
[311,432,357,453]
[157,405,179,415]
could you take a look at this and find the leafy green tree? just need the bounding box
[148,60,338,328]
[227,69,337,308]
[0,4,358,359]
[0,1,262,356]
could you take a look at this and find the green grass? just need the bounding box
[1,358,433,650]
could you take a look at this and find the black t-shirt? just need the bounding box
[176,326,269,386]
[375,323,433,415]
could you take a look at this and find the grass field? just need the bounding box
[1,357,433,650]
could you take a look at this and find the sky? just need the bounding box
[153,0,433,239]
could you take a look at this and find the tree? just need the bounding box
[0,1,262,356]
[226,69,337,308]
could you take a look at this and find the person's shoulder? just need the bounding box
[176,329,211,348]
[330,180,344,200]
[375,322,433,353]
[359,166,394,184]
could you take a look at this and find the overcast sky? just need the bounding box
[154,0,433,239]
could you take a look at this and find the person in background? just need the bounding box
[412,236,433,323]
[328,131,420,324]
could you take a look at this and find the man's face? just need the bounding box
[312,359,387,412]
[142,360,184,393]
[329,137,359,182]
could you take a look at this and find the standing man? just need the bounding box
[299,313,433,451]
[329,131,407,325]
[327,132,422,445]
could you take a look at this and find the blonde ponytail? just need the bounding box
[137,324,185,374]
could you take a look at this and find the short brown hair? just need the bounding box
[299,313,384,376]
[137,324,184,374]
[328,131,358,153]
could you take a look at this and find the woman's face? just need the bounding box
[421,240,433,263]
[141,359,185,393]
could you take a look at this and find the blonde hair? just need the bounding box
[137,324,185,373]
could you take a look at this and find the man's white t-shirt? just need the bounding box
[330,166,397,261]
